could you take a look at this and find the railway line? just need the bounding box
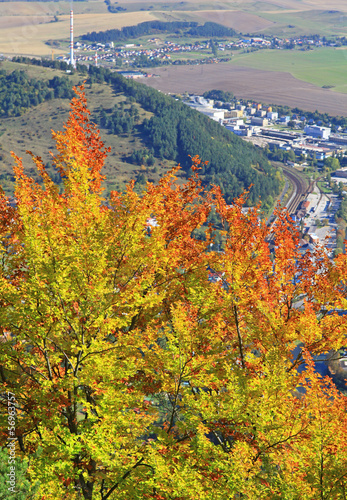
[267,166,309,238]
[281,165,310,215]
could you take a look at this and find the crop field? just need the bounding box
[2,0,347,56]
[190,10,275,33]
[141,46,347,114]
[258,9,347,37]
[106,2,347,37]
[0,1,107,16]
[230,48,347,93]
[0,4,158,56]
[171,4,347,37]
[113,2,217,12]
[143,63,347,116]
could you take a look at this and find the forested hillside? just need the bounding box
[89,65,281,206]
[0,69,73,117]
[82,20,237,44]
[0,60,281,207]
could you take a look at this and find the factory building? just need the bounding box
[304,125,331,140]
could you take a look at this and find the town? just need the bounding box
[183,93,347,258]
[63,33,346,68]
[67,39,231,67]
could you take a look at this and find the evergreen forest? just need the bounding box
[82,21,237,44]
[89,66,281,206]
[0,60,281,207]
[0,69,74,117]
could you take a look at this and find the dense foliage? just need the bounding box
[12,56,72,72]
[337,196,347,221]
[203,89,234,102]
[187,22,237,37]
[0,448,37,500]
[98,102,138,135]
[89,66,281,205]
[1,88,347,499]
[105,1,127,13]
[83,21,199,43]
[128,148,155,167]
[82,21,236,44]
[0,68,73,117]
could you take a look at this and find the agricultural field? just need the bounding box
[0,2,158,56]
[230,47,347,94]
[256,9,347,37]
[2,0,347,115]
[2,0,347,57]
[143,63,347,116]
[107,0,347,37]
[191,10,275,33]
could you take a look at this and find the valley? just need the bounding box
[2,4,347,498]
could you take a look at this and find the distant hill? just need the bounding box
[82,21,237,44]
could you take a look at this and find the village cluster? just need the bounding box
[68,34,339,67]
[72,39,227,66]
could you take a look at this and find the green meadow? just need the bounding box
[230,47,347,93]
[258,10,347,37]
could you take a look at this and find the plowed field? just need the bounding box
[193,10,275,32]
[143,64,347,116]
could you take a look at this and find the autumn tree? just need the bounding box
[1,86,347,499]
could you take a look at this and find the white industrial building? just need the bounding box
[185,98,226,122]
[198,108,225,121]
[225,124,252,136]
[267,111,278,121]
[304,125,331,139]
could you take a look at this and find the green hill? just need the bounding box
[82,20,237,44]
[0,59,282,207]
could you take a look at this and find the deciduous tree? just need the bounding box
[1,86,347,499]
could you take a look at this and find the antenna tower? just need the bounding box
[70,3,75,68]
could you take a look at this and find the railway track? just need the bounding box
[267,166,309,239]
[281,165,309,215]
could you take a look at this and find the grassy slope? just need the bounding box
[257,9,347,37]
[0,62,174,196]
